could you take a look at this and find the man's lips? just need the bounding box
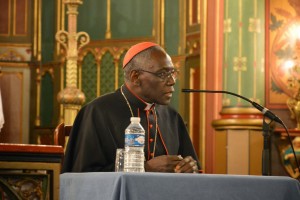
[165,90,174,94]
[164,91,174,97]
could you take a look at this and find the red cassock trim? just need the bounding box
[146,110,151,160]
[157,126,168,156]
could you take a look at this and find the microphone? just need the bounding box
[181,89,283,125]
[182,89,300,177]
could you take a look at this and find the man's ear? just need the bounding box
[130,70,141,86]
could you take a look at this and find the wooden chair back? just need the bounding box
[54,122,72,149]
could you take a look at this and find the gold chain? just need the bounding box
[120,85,158,158]
[121,85,134,117]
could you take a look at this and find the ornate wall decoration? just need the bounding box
[0,49,26,61]
[268,0,300,107]
[77,41,137,103]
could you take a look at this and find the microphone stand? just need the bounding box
[262,116,272,176]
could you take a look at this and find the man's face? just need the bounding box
[137,49,176,105]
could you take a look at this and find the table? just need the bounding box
[60,172,300,200]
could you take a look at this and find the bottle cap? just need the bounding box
[130,117,141,123]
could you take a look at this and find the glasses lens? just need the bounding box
[158,69,178,82]
[167,69,178,79]
[171,70,178,79]
[139,69,179,82]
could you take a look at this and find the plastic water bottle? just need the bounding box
[124,117,145,172]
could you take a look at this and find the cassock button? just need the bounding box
[149,124,153,128]
[149,138,154,143]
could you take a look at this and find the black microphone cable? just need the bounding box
[182,89,283,124]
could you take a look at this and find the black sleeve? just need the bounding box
[177,113,202,170]
[62,104,117,173]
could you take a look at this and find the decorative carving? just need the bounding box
[0,174,48,200]
[77,32,90,50]
[224,18,232,33]
[186,34,200,55]
[233,56,247,71]
[0,50,25,61]
[55,30,69,52]
[248,18,261,33]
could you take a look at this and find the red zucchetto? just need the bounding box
[123,42,159,68]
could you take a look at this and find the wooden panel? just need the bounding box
[227,130,249,174]
[214,130,227,174]
[0,63,30,143]
[0,71,23,143]
[0,0,10,35]
[187,0,200,32]
[249,130,263,175]
[14,0,27,35]
[191,0,200,25]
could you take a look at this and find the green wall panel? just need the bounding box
[165,0,179,109]
[223,0,265,107]
[41,0,55,63]
[78,1,107,40]
[100,52,115,94]
[111,0,153,38]
[78,0,153,39]
[40,72,53,126]
[170,81,180,110]
[165,0,179,56]
[82,52,97,105]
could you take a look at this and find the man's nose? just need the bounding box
[165,74,176,85]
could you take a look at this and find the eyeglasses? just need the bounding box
[139,68,179,82]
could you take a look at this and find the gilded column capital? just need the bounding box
[57,87,85,105]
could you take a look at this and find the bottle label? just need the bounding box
[125,134,145,147]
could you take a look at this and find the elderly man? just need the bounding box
[62,42,201,173]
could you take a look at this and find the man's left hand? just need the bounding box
[174,156,198,173]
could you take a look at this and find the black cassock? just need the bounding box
[62,85,200,172]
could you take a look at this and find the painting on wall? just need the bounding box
[267,0,300,108]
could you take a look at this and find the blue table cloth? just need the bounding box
[60,172,300,200]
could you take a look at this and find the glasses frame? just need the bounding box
[138,68,179,82]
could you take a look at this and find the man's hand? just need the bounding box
[145,155,199,173]
[145,155,183,172]
[174,156,198,173]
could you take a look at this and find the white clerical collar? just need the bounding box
[144,102,154,111]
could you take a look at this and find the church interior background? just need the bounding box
[1,0,300,179]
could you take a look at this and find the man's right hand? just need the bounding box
[145,155,183,172]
